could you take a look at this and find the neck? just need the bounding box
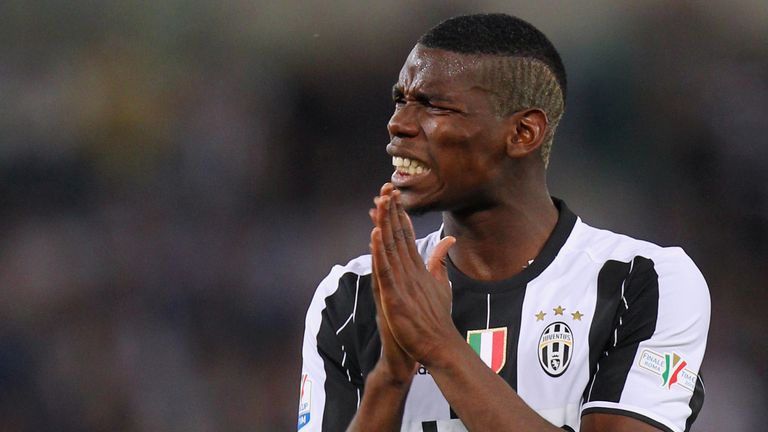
[442,188,558,281]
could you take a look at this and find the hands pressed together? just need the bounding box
[368,183,458,381]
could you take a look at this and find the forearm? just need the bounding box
[346,366,412,432]
[426,333,561,432]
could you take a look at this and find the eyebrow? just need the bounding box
[391,84,451,104]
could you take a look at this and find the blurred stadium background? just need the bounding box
[0,1,766,431]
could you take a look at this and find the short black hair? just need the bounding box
[418,13,567,103]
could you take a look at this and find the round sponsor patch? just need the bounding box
[538,321,573,377]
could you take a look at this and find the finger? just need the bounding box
[369,235,385,318]
[393,190,423,266]
[371,230,401,348]
[387,190,416,273]
[376,195,405,280]
[370,184,393,226]
[427,235,456,283]
[380,182,395,196]
[371,226,399,302]
[370,229,380,295]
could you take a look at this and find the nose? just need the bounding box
[387,104,419,138]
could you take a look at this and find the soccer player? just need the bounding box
[299,13,709,432]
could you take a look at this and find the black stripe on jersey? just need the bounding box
[421,420,438,432]
[581,407,674,432]
[488,287,527,389]
[445,283,496,419]
[317,272,366,431]
[685,373,705,432]
[351,274,381,378]
[586,257,660,403]
[584,260,631,401]
[446,274,528,419]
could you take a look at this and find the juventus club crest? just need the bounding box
[538,321,573,377]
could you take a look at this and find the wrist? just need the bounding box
[419,330,466,371]
[370,361,416,390]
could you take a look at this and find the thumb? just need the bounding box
[427,236,456,283]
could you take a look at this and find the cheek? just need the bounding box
[422,118,475,148]
[423,119,499,168]
[423,123,481,179]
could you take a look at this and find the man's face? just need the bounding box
[388,45,510,214]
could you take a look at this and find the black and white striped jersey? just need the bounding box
[299,200,709,432]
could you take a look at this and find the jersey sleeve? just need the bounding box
[299,266,365,431]
[581,251,710,432]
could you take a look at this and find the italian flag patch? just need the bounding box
[467,327,508,373]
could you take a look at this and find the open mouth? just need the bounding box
[392,156,429,175]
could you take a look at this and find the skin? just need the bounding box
[347,45,662,431]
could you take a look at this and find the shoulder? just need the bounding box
[567,219,707,287]
[318,225,442,286]
[317,226,442,289]
[568,217,710,325]
[315,254,373,296]
[574,220,710,430]
[307,227,442,319]
[306,254,372,326]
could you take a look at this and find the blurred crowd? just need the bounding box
[0,1,766,431]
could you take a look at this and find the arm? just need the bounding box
[299,268,366,431]
[426,341,667,431]
[370,188,558,431]
[581,413,667,431]
[425,329,562,431]
[346,367,411,432]
[300,259,416,432]
[348,184,446,431]
[346,215,415,432]
[580,254,709,432]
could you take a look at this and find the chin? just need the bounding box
[400,189,445,216]
[402,197,441,217]
[405,205,432,217]
[399,188,450,216]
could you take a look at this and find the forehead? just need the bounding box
[396,45,487,91]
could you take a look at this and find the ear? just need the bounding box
[505,108,548,159]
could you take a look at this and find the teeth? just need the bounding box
[392,156,428,174]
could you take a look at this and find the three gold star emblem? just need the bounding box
[536,307,585,321]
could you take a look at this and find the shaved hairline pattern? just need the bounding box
[477,56,564,167]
